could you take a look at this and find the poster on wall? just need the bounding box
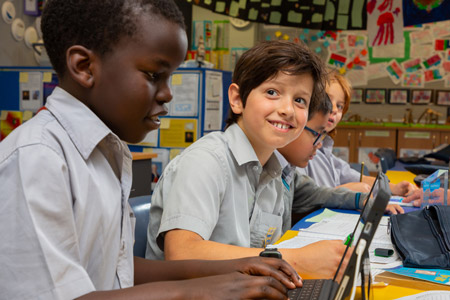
[204,70,223,131]
[358,147,382,172]
[188,0,367,30]
[403,0,450,27]
[19,72,43,112]
[367,0,404,47]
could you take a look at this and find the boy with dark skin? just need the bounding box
[0,1,301,299]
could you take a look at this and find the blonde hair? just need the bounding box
[327,69,351,138]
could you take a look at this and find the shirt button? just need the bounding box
[253,166,259,171]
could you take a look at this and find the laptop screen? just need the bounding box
[333,172,390,300]
[331,172,381,282]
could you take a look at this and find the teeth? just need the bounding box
[272,122,289,129]
[150,116,159,121]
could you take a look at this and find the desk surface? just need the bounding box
[385,169,416,185]
[131,152,158,160]
[277,168,434,300]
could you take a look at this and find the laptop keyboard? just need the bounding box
[287,279,334,300]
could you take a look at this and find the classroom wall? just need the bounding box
[192,5,450,124]
[192,5,257,50]
[0,1,40,66]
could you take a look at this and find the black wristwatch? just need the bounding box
[259,247,282,259]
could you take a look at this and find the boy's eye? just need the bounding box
[267,89,279,96]
[295,98,307,105]
[145,71,159,81]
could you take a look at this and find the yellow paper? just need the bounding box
[159,118,197,148]
[160,118,170,129]
[169,148,182,160]
[19,72,29,83]
[23,111,34,121]
[171,74,182,86]
[42,72,53,83]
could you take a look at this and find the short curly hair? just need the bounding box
[225,40,327,128]
[41,0,185,78]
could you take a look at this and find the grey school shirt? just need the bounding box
[146,124,367,260]
[300,135,360,187]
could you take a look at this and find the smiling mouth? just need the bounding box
[145,115,162,126]
[269,121,292,130]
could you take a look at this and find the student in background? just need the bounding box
[277,94,403,227]
[301,70,417,196]
[147,40,364,280]
[0,1,302,299]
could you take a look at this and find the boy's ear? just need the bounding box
[66,45,96,88]
[228,83,244,115]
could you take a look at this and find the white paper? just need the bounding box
[169,73,200,117]
[203,70,223,131]
[20,72,43,112]
[395,291,450,300]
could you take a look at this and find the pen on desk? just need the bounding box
[360,162,364,182]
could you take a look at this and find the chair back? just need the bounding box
[375,148,397,173]
[129,195,151,258]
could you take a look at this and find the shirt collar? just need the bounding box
[225,123,282,177]
[45,87,123,160]
[321,135,334,154]
[225,123,259,166]
[274,150,296,185]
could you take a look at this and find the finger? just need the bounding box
[250,276,288,299]
[257,258,301,288]
[276,260,302,287]
[413,200,420,207]
[391,204,403,214]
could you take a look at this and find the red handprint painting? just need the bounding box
[367,0,404,47]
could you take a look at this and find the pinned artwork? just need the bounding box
[388,89,408,104]
[403,0,450,27]
[410,89,433,105]
[188,0,367,30]
[365,89,386,104]
[367,0,404,46]
[350,88,364,103]
[436,90,450,106]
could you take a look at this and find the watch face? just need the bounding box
[229,17,250,28]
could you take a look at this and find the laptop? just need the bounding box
[287,172,390,300]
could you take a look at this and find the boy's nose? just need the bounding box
[156,83,173,104]
[278,97,294,116]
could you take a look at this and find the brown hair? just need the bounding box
[225,40,327,128]
[327,69,351,138]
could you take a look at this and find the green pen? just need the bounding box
[344,234,353,246]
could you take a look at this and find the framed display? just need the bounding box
[388,89,409,104]
[23,0,39,16]
[350,88,364,103]
[410,89,433,105]
[365,88,386,104]
[435,90,450,106]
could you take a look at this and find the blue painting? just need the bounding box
[403,0,450,26]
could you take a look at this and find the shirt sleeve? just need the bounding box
[332,154,361,185]
[152,147,227,245]
[291,172,367,214]
[0,145,94,299]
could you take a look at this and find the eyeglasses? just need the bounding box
[304,126,327,146]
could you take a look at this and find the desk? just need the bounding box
[277,210,428,299]
[385,170,416,185]
[131,152,157,198]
